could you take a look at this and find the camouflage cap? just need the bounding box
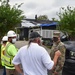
[53,31,60,37]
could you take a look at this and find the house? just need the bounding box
[16,19,58,40]
[16,20,40,40]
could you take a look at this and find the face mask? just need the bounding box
[53,37,58,42]
[12,38,16,43]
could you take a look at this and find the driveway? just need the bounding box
[15,41,51,53]
[15,41,28,49]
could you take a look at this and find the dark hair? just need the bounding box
[27,38,36,48]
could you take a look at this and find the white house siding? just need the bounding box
[29,29,57,39]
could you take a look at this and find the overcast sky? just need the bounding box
[9,0,75,20]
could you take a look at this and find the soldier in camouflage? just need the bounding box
[50,31,66,75]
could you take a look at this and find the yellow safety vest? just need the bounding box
[4,42,14,68]
[1,45,6,66]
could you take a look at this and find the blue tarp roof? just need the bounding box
[40,22,58,27]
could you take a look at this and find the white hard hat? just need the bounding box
[7,30,17,37]
[2,36,8,41]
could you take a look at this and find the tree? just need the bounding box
[51,18,58,21]
[57,6,75,40]
[37,15,49,20]
[0,0,25,37]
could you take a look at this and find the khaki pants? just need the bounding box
[6,69,19,75]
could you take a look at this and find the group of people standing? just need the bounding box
[1,30,18,75]
[1,30,66,75]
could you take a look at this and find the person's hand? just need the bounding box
[55,50,61,57]
[53,71,58,75]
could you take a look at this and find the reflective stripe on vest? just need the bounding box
[4,42,14,67]
[1,45,6,66]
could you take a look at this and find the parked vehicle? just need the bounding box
[42,31,69,46]
[62,41,75,75]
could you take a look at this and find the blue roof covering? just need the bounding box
[40,22,58,27]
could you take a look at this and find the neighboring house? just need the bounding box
[15,19,58,40]
[16,20,40,40]
[40,22,58,40]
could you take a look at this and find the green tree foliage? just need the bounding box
[0,0,25,37]
[37,15,49,20]
[52,18,58,21]
[57,6,75,37]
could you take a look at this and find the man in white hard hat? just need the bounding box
[1,36,8,75]
[4,30,18,75]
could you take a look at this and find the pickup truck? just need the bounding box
[62,41,75,75]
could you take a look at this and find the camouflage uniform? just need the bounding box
[49,31,66,75]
